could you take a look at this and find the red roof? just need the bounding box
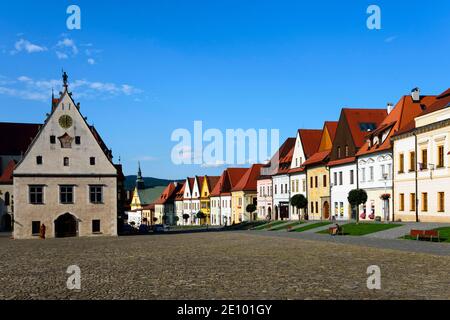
[142,203,155,211]
[175,182,186,200]
[298,129,322,158]
[342,108,388,148]
[302,150,331,167]
[231,164,263,192]
[0,160,16,184]
[327,156,356,167]
[211,168,248,196]
[324,121,338,141]
[0,122,40,156]
[357,94,437,156]
[154,182,182,205]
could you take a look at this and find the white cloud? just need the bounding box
[87,58,95,65]
[384,36,398,43]
[0,75,144,102]
[56,38,78,55]
[11,39,47,54]
[56,51,69,60]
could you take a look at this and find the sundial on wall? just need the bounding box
[59,115,73,129]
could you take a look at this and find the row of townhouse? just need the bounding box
[149,87,450,225]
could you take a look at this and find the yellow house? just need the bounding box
[392,88,450,222]
[230,164,263,224]
[199,175,220,225]
[302,122,337,220]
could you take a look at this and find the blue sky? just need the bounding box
[0,0,449,179]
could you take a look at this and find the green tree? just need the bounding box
[196,211,206,225]
[347,189,368,223]
[182,213,190,225]
[290,194,308,220]
[173,216,180,225]
[246,204,257,221]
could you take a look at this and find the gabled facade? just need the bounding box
[210,168,248,226]
[154,182,183,225]
[328,108,387,220]
[357,89,437,221]
[199,175,220,225]
[302,122,338,220]
[182,177,195,223]
[13,73,119,239]
[288,128,324,219]
[174,182,185,225]
[392,88,450,223]
[271,138,296,220]
[192,176,203,224]
[231,164,263,223]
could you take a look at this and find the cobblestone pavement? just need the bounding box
[0,232,449,300]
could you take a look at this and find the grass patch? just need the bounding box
[292,222,332,232]
[270,221,304,231]
[252,220,286,230]
[400,227,450,243]
[318,222,402,236]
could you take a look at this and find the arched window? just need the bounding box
[4,192,10,206]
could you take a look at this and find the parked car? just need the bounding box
[139,224,150,234]
[121,224,138,235]
[153,224,169,233]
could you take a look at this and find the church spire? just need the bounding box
[136,162,145,190]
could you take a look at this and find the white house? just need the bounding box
[288,128,324,219]
[328,108,387,221]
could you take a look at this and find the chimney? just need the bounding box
[411,87,420,102]
[387,102,394,114]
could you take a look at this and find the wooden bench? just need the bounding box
[329,225,344,236]
[410,229,440,242]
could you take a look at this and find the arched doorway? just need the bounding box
[1,214,12,232]
[267,207,272,220]
[55,213,78,238]
[274,207,278,220]
[323,202,330,220]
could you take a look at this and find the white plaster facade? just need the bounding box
[330,163,357,220]
[357,152,393,221]
[272,174,290,220]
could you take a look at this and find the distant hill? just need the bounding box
[124,176,183,191]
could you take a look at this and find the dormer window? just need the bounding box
[345,145,349,157]
[337,147,341,159]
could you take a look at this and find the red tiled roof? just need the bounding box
[342,108,388,148]
[154,182,182,205]
[0,160,16,184]
[288,166,305,174]
[324,121,338,141]
[211,168,248,196]
[357,94,437,156]
[302,150,331,167]
[175,182,186,200]
[298,130,322,158]
[420,88,450,116]
[142,203,155,211]
[328,156,356,167]
[206,176,220,194]
[0,122,40,156]
[231,164,263,192]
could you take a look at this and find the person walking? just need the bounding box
[39,223,46,239]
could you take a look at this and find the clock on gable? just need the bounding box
[59,115,73,129]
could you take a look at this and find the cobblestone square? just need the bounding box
[0,232,449,300]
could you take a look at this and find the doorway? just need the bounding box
[55,213,78,238]
[323,201,330,220]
